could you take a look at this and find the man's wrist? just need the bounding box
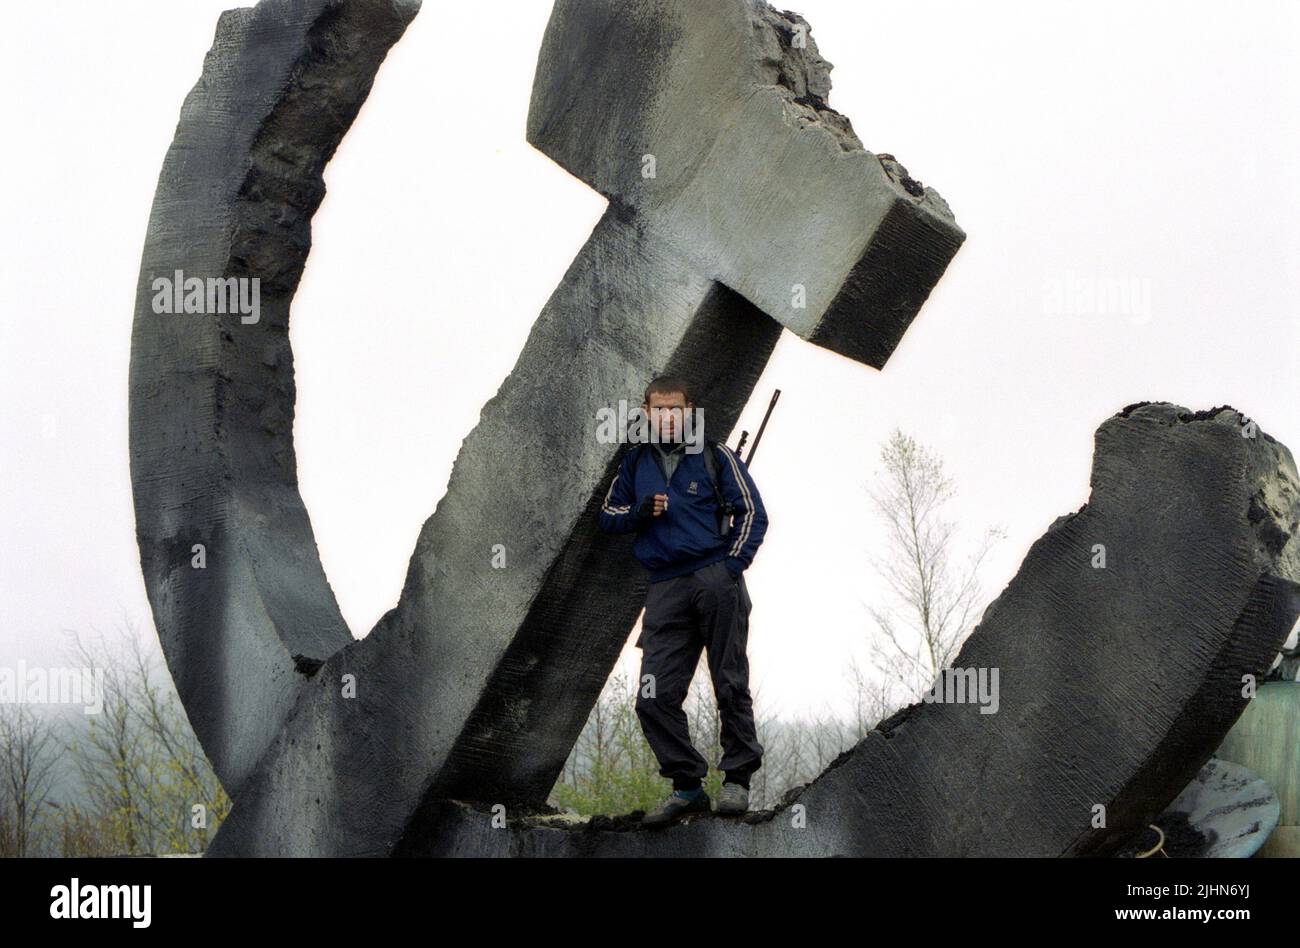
[723,556,744,577]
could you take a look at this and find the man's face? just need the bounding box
[644,391,691,443]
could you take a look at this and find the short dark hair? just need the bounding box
[643,374,692,405]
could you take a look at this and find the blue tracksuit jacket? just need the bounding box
[598,440,768,582]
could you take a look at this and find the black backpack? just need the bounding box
[630,439,734,536]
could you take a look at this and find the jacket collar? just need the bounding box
[645,439,684,481]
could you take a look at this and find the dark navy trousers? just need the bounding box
[634,559,763,786]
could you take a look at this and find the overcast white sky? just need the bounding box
[1,0,1297,725]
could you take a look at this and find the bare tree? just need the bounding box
[118,627,230,850]
[553,670,664,816]
[56,622,228,855]
[0,704,60,857]
[557,657,802,813]
[62,627,148,854]
[864,428,1004,703]
[843,655,896,740]
[751,710,854,805]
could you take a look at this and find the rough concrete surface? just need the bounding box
[129,0,965,856]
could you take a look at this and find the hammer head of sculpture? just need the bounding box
[527,0,966,370]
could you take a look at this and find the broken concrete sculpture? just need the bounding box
[128,0,964,856]
[409,405,1300,856]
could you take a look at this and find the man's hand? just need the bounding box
[638,494,669,520]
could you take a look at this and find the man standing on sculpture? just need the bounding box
[598,376,768,826]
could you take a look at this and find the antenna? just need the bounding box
[737,389,781,467]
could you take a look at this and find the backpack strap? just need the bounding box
[702,440,733,537]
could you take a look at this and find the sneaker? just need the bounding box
[716,782,749,816]
[641,788,711,827]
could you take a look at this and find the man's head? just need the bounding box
[642,375,694,445]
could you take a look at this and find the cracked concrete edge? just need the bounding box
[1111,403,1300,680]
[745,2,957,223]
